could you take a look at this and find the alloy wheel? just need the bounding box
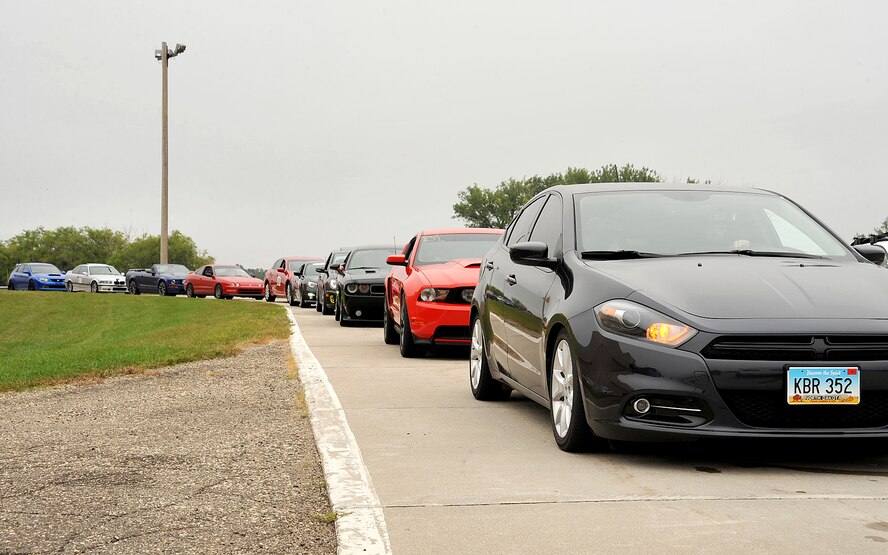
[550,339,574,439]
[158,282,166,296]
[470,320,484,389]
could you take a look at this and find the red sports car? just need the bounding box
[384,228,504,357]
[263,257,322,304]
[185,264,264,300]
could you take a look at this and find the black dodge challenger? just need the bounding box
[336,244,399,326]
[470,183,888,451]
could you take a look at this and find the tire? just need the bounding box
[129,280,140,295]
[382,301,399,345]
[264,282,276,302]
[91,281,99,293]
[158,281,167,296]
[66,281,74,293]
[470,317,511,400]
[399,297,425,358]
[286,283,298,307]
[334,296,341,321]
[7,281,14,291]
[28,280,36,291]
[322,292,334,315]
[316,288,323,312]
[186,284,196,298]
[549,330,600,452]
[214,284,224,299]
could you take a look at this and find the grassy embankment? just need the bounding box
[0,290,290,391]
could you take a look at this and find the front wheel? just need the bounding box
[186,284,196,298]
[28,280,36,291]
[214,284,224,299]
[158,281,167,296]
[264,283,276,302]
[334,296,341,321]
[399,298,425,358]
[91,281,99,293]
[129,280,140,295]
[382,302,399,345]
[549,331,600,452]
[66,281,74,293]
[470,318,511,400]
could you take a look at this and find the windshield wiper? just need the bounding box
[677,250,823,259]
[580,250,663,260]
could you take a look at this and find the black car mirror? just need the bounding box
[854,244,887,266]
[510,241,558,269]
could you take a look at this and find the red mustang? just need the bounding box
[384,228,504,357]
[263,257,322,304]
[185,264,264,300]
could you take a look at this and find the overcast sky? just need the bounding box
[2,1,887,268]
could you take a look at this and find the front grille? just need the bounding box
[720,390,888,428]
[237,288,262,295]
[703,336,888,362]
[370,284,385,295]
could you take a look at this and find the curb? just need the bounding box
[284,308,392,555]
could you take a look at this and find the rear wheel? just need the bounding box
[470,318,511,400]
[129,280,140,295]
[264,282,276,302]
[399,298,425,358]
[214,284,224,299]
[7,281,14,291]
[158,281,167,296]
[383,301,399,345]
[549,331,600,452]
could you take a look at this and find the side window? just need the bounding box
[84,267,91,275]
[13,265,21,273]
[278,259,286,270]
[506,196,548,247]
[529,194,563,254]
[403,235,418,263]
[203,267,214,278]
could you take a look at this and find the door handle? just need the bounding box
[485,261,494,270]
[506,274,517,286]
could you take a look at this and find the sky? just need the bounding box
[2,1,887,268]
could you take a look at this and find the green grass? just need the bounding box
[0,290,290,391]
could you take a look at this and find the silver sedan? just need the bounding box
[66,263,128,293]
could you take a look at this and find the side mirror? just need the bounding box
[386,254,407,266]
[24,270,32,276]
[277,267,286,273]
[854,244,887,266]
[509,241,559,269]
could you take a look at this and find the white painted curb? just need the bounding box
[284,308,392,555]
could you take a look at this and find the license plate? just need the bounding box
[787,367,860,405]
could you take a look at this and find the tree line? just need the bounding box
[0,227,214,280]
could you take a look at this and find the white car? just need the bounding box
[66,263,128,293]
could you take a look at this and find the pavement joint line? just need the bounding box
[380,494,888,508]
[284,308,392,555]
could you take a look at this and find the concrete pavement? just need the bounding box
[290,307,888,554]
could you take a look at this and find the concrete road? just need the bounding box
[290,307,888,554]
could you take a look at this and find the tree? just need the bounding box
[109,231,214,271]
[452,164,661,228]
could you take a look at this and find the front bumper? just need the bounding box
[33,281,67,291]
[223,286,263,298]
[341,293,385,321]
[408,301,471,345]
[579,331,888,441]
[97,283,127,293]
[164,281,185,294]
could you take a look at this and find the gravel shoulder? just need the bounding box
[0,340,336,554]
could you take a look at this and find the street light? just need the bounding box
[154,42,186,264]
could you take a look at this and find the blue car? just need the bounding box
[7,263,67,291]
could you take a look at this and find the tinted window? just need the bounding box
[507,196,547,247]
[203,267,214,277]
[529,195,563,253]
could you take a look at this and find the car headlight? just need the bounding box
[419,287,449,302]
[38,277,49,282]
[233,283,240,287]
[329,279,338,289]
[595,300,696,347]
[358,284,370,294]
[345,283,358,294]
[461,288,474,303]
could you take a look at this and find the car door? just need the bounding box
[504,193,562,398]
[389,235,417,324]
[484,195,547,380]
[200,266,215,294]
[140,267,156,292]
[273,259,288,296]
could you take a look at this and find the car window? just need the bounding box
[403,235,418,263]
[13,265,21,273]
[203,267,214,277]
[278,259,287,270]
[507,195,547,247]
[529,194,563,254]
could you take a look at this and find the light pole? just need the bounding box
[155,42,186,264]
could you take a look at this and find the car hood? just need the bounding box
[34,273,64,278]
[587,256,888,319]
[416,259,483,286]
[217,276,262,285]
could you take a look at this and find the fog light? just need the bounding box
[632,398,651,415]
[355,310,362,317]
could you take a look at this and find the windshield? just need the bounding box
[89,265,121,275]
[347,248,398,269]
[302,263,323,276]
[414,233,502,266]
[575,190,853,259]
[30,264,61,274]
[215,266,252,278]
[155,264,190,274]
